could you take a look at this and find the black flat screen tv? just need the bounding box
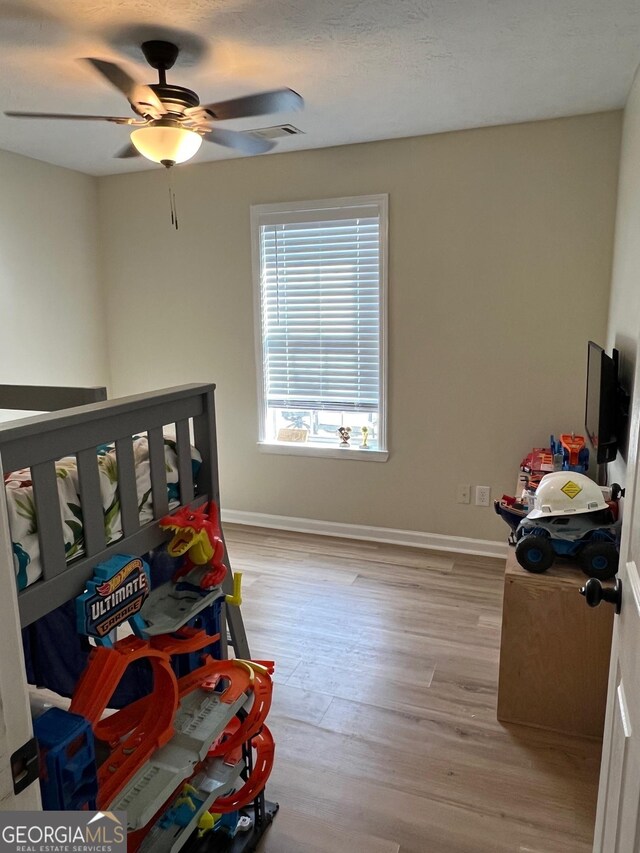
[585,341,619,464]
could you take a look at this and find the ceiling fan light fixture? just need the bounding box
[130,123,202,165]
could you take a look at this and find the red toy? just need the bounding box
[160,501,228,589]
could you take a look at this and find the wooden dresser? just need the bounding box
[497,547,614,739]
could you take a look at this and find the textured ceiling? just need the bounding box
[0,0,638,175]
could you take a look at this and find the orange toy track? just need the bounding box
[71,639,266,810]
[110,660,274,851]
[94,629,225,746]
[211,724,275,813]
[210,716,244,767]
[69,637,179,809]
[207,665,273,759]
[95,655,254,754]
[149,626,222,656]
[177,658,256,703]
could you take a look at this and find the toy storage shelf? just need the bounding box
[497,547,614,739]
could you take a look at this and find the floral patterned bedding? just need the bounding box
[5,435,201,590]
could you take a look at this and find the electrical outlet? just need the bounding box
[475,485,491,507]
[457,484,471,504]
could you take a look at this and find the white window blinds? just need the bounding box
[256,200,385,413]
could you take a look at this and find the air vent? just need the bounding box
[249,124,304,140]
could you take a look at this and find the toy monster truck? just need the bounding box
[514,473,621,580]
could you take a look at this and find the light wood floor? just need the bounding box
[224,525,602,853]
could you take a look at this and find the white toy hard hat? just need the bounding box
[527,472,608,519]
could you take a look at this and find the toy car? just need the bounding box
[514,472,620,580]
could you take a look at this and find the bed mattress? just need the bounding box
[5,435,200,590]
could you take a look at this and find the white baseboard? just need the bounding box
[221,509,507,559]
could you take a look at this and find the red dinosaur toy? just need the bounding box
[160,502,227,589]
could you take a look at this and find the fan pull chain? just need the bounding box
[165,165,179,230]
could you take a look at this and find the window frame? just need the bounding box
[251,194,389,462]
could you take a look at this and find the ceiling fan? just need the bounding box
[4,40,304,167]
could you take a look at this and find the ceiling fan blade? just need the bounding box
[114,142,140,159]
[4,111,140,124]
[83,58,165,120]
[191,88,303,121]
[202,127,275,155]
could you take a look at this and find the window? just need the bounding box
[251,195,388,460]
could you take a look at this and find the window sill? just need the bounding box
[257,441,389,462]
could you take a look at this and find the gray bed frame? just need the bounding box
[0,384,108,412]
[0,383,249,659]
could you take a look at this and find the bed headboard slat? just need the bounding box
[76,448,106,556]
[192,389,217,505]
[31,462,67,580]
[114,437,140,537]
[175,419,194,505]
[147,428,169,518]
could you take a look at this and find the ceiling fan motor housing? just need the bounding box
[141,40,180,72]
[149,84,200,115]
[139,40,200,116]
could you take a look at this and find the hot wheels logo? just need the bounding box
[95,559,142,596]
[76,556,150,639]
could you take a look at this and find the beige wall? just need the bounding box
[99,112,621,542]
[0,149,108,388]
[607,67,640,487]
